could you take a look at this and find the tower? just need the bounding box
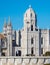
[3,19,7,35]
[21,5,40,56]
[7,17,12,56]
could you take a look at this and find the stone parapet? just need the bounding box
[0,56,50,65]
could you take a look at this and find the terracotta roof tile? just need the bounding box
[0,34,6,39]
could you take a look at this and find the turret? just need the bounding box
[3,19,7,35]
[7,17,12,34]
[7,17,12,56]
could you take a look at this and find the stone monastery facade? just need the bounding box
[0,5,50,65]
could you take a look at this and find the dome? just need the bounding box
[24,5,36,20]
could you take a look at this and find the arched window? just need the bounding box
[16,51,18,56]
[31,38,33,44]
[31,25,33,31]
[31,20,32,23]
[30,13,32,17]
[16,50,21,56]
[2,52,5,56]
[18,50,21,56]
[41,37,43,44]
[31,47,33,55]
[41,48,43,54]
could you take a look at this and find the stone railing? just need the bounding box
[0,56,50,65]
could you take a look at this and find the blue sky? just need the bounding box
[0,0,50,32]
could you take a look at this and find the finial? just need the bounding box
[29,5,31,8]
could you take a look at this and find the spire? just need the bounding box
[8,16,11,26]
[4,18,7,27]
